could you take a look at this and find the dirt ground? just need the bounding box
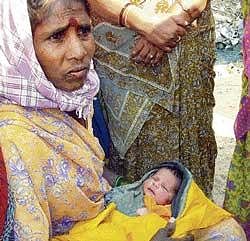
[212,48,243,206]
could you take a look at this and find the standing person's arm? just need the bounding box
[88,0,149,32]
[89,0,207,51]
[166,0,208,23]
[88,0,186,51]
[130,0,208,65]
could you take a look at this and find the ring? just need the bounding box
[176,36,181,42]
[150,54,154,59]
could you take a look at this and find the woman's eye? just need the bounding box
[49,31,65,41]
[78,26,91,38]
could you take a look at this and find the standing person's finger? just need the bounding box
[131,38,145,58]
[134,44,150,63]
[144,48,157,65]
[176,25,187,37]
[172,15,190,27]
[151,51,164,66]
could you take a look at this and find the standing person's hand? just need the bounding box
[131,36,165,66]
[141,15,188,51]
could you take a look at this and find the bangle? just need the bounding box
[176,0,193,21]
[119,2,133,26]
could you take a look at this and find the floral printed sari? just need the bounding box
[0,104,110,240]
[224,1,250,239]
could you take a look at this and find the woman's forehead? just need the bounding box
[41,0,88,24]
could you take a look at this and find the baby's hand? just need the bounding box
[136,207,149,216]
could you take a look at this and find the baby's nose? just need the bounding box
[152,180,159,188]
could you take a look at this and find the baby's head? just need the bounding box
[143,167,182,205]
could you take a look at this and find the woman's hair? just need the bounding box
[27,0,91,30]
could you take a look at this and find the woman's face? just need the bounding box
[33,1,95,92]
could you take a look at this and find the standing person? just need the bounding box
[224,1,250,238]
[89,0,217,195]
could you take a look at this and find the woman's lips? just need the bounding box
[68,68,87,79]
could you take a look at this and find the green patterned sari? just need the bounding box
[93,0,216,196]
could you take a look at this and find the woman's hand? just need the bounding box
[140,15,188,51]
[150,219,194,241]
[131,36,166,66]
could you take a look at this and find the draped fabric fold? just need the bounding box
[93,22,180,157]
[52,161,246,241]
[0,104,110,239]
[224,2,250,239]
[0,147,8,237]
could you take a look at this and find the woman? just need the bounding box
[224,0,250,239]
[89,0,217,196]
[0,0,111,239]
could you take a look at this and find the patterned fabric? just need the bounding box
[0,147,8,237]
[224,4,250,238]
[92,0,216,196]
[234,96,250,140]
[234,16,250,140]
[242,0,250,17]
[1,191,15,241]
[0,0,100,120]
[51,161,246,241]
[0,104,110,240]
[194,218,247,241]
[243,16,250,80]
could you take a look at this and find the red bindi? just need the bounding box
[68,17,79,27]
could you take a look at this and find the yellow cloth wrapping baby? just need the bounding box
[53,181,232,241]
[143,195,172,220]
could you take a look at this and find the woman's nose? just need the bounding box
[66,35,87,60]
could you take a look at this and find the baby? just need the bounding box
[137,166,182,217]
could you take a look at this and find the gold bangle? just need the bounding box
[119,3,133,26]
[123,4,134,27]
[176,0,193,20]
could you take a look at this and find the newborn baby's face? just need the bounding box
[143,168,180,205]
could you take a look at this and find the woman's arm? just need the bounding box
[89,0,186,50]
[88,0,207,50]
[139,0,208,49]
[167,0,208,22]
[88,0,151,35]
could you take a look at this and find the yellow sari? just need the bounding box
[0,104,110,240]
